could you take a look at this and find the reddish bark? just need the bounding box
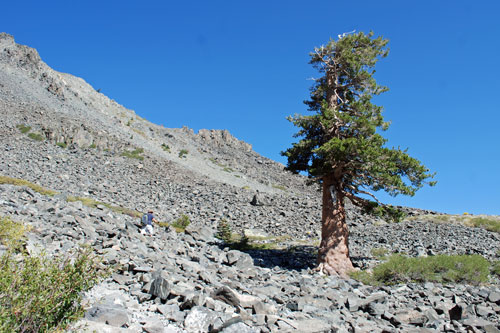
[317,175,354,277]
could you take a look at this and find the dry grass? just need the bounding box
[405,214,500,233]
[0,175,57,196]
[66,196,142,218]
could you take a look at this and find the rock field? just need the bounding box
[1,32,500,332]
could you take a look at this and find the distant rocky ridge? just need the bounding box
[0,32,306,195]
[1,32,500,332]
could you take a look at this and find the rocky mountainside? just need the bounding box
[1,33,500,332]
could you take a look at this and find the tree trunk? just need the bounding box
[317,174,354,277]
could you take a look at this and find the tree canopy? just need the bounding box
[283,31,435,207]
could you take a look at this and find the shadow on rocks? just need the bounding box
[226,244,318,271]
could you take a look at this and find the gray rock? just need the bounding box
[488,291,500,304]
[157,304,185,323]
[149,273,171,301]
[184,224,214,242]
[85,305,129,327]
[183,306,217,332]
[221,321,260,333]
[142,319,167,333]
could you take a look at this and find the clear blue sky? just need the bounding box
[3,1,500,215]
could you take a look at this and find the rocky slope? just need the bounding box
[1,33,500,332]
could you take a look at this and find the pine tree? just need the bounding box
[216,218,232,243]
[282,31,436,277]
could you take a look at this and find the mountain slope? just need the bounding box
[1,33,499,333]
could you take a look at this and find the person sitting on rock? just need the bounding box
[141,210,157,236]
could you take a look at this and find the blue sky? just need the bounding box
[3,1,500,215]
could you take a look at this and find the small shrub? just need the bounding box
[216,219,232,242]
[371,247,389,259]
[172,214,191,230]
[223,167,233,173]
[156,221,170,228]
[88,143,97,149]
[242,186,251,190]
[121,148,144,161]
[0,216,30,251]
[161,144,170,152]
[0,246,108,332]
[0,176,57,196]
[493,261,500,277]
[28,132,44,141]
[351,254,490,286]
[230,233,250,250]
[56,142,67,148]
[272,184,287,191]
[16,124,31,134]
[178,149,189,158]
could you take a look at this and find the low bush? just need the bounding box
[0,176,57,196]
[16,124,31,134]
[120,148,144,160]
[56,142,67,148]
[161,143,170,152]
[27,132,44,141]
[171,214,191,230]
[0,216,108,332]
[0,216,30,251]
[371,247,389,259]
[0,246,107,332]
[178,149,189,158]
[351,254,490,285]
[493,261,500,277]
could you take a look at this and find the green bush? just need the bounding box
[371,247,389,259]
[178,149,189,158]
[0,246,107,332]
[120,148,144,160]
[56,142,67,149]
[0,216,108,332]
[88,143,97,149]
[172,214,191,230]
[161,143,171,152]
[351,254,490,285]
[16,124,31,134]
[216,219,232,242]
[0,216,30,251]
[493,261,500,277]
[27,132,44,141]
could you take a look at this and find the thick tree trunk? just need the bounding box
[317,174,354,277]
